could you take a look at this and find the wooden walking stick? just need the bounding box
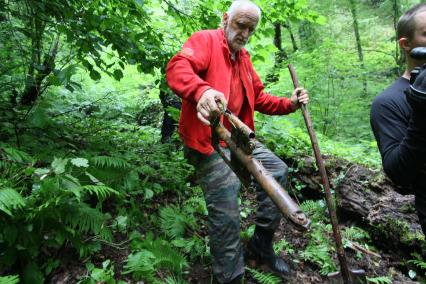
[288,64,366,284]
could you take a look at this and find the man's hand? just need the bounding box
[290,87,309,111]
[196,89,228,125]
[407,65,426,113]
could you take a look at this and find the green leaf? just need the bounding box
[34,168,50,176]
[144,188,154,199]
[2,147,33,163]
[113,69,124,81]
[89,69,101,81]
[0,188,25,216]
[0,275,20,284]
[52,158,69,175]
[134,0,144,8]
[62,175,82,200]
[23,262,44,284]
[71,158,89,168]
[28,106,50,128]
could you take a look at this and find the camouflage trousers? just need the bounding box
[184,141,288,283]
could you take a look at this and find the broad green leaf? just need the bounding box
[113,69,124,81]
[0,275,19,284]
[71,158,89,168]
[52,158,69,175]
[89,69,101,81]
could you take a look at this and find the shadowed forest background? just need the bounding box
[1,0,425,283]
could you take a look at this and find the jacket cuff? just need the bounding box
[194,86,212,103]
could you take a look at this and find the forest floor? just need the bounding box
[47,184,419,284]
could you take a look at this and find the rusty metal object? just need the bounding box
[211,114,310,231]
[288,64,366,284]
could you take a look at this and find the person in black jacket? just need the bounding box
[370,3,426,234]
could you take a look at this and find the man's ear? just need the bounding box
[399,37,411,52]
[222,13,229,28]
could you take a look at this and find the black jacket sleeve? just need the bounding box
[370,78,426,186]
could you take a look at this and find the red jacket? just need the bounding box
[166,29,295,154]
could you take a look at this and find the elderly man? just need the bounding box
[167,1,309,282]
[371,3,426,235]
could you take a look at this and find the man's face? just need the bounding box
[411,11,426,49]
[223,9,259,54]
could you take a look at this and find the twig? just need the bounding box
[347,241,382,259]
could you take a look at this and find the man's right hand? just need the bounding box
[196,89,227,125]
[407,65,426,113]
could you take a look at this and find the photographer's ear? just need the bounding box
[399,37,412,52]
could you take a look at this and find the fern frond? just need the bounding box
[300,200,327,223]
[408,258,426,270]
[83,185,119,199]
[343,226,369,242]
[0,188,25,216]
[91,156,129,168]
[246,267,281,284]
[273,239,294,255]
[172,237,207,259]
[1,146,33,163]
[150,238,188,274]
[159,205,190,239]
[123,250,157,281]
[163,276,188,284]
[0,275,20,284]
[183,195,207,215]
[65,204,109,237]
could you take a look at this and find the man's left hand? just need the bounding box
[290,87,309,111]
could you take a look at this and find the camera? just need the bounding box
[410,47,426,60]
[409,47,426,84]
[407,47,426,110]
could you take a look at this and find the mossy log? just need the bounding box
[287,156,426,257]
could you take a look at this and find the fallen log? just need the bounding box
[286,156,426,257]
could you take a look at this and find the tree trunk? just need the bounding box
[265,22,288,85]
[159,88,181,143]
[286,155,426,257]
[393,0,405,75]
[283,21,298,52]
[348,0,368,97]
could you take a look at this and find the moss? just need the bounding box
[378,217,424,245]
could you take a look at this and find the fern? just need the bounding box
[1,146,33,163]
[300,200,327,223]
[163,276,188,284]
[149,237,189,274]
[408,259,426,270]
[0,275,19,284]
[343,226,369,242]
[343,226,370,250]
[172,237,207,259]
[91,156,129,168]
[246,267,281,284]
[83,185,119,199]
[300,223,337,275]
[408,257,426,276]
[65,204,111,240]
[159,205,190,239]
[183,194,207,216]
[124,237,188,281]
[123,250,157,281]
[273,239,294,255]
[0,188,25,216]
[366,276,392,284]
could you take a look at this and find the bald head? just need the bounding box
[227,0,261,22]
